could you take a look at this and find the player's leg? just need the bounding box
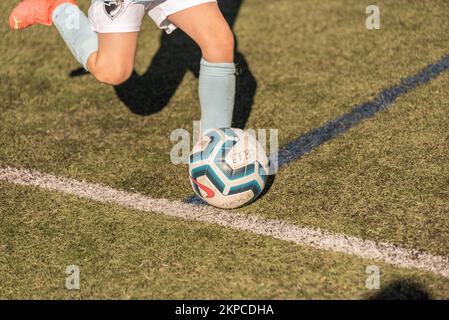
[86,0,144,85]
[164,1,236,132]
[53,1,138,85]
[87,32,138,85]
[167,2,234,63]
[9,0,141,85]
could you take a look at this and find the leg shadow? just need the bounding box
[368,279,433,300]
[114,28,199,115]
[115,0,257,126]
[70,1,264,206]
[216,0,257,129]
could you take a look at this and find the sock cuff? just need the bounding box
[52,2,77,20]
[200,58,235,76]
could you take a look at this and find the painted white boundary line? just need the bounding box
[1,166,448,278]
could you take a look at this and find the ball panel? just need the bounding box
[188,127,270,209]
[228,180,263,196]
[190,164,226,194]
[190,130,224,164]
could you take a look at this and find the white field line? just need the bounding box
[1,165,448,278]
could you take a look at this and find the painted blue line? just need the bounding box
[275,54,449,168]
[185,54,449,204]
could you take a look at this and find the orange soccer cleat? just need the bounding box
[9,0,77,30]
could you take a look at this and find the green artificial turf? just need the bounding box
[1,181,448,299]
[0,0,448,298]
[1,0,449,199]
[242,70,449,257]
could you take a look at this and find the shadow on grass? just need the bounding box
[71,3,449,207]
[368,279,433,300]
[71,0,256,130]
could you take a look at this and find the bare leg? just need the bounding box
[168,2,234,63]
[168,2,236,132]
[87,32,139,86]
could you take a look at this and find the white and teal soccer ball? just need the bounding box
[188,128,270,209]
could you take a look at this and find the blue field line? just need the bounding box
[275,53,449,168]
[185,53,449,204]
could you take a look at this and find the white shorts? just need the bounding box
[89,0,217,34]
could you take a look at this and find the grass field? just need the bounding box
[1,0,449,299]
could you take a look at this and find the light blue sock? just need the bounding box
[52,3,98,70]
[199,58,236,133]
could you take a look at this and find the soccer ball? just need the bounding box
[188,128,270,209]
